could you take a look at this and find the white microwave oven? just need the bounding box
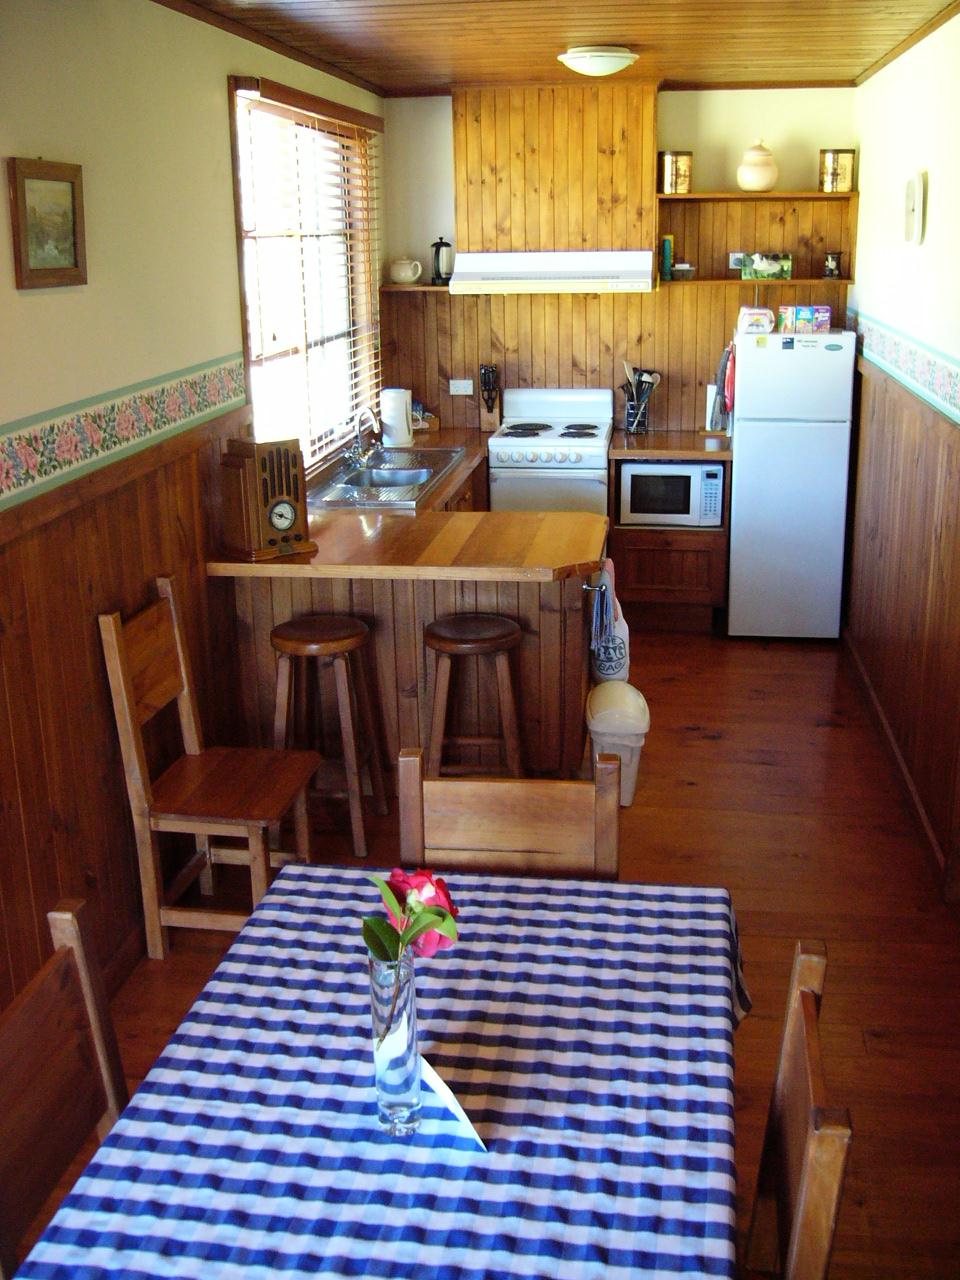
[618,461,723,527]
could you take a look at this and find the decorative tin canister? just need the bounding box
[818,149,856,193]
[657,151,692,194]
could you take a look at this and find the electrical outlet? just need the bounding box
[729,252,744,269]
[449,378,473,395]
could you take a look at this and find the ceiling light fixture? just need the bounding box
[557,46,638,77]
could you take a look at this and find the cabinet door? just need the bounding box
[611,527,728,605]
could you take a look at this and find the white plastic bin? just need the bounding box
[586,682,650,807]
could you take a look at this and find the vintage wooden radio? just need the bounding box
[221,438,316,561]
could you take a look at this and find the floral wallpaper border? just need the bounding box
[0,355,246,510]
[851,310,960,426]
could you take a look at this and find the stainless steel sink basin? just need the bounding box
[311,446,465,509]
[341,466,433,488]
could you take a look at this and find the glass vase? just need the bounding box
[368,951,421,1135]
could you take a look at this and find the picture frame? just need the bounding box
[7,157,87,289]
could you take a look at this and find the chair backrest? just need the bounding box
[99,575,204,816]
[0,900,127,1279]
[746,940,852,1280]
[398,748,620,877]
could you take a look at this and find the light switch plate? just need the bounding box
[729,252,744,269]
[449,378,473,395]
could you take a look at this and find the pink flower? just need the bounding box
[0,458,14,492]
[165,390,182,417]
[386,867,458,957]
[16,441,39,475]
[55,428,81,462]
[116,409,137,441]
[84,419,103,450]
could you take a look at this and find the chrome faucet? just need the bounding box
[345,404,381,466]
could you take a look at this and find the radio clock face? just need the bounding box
[269,499,297,532]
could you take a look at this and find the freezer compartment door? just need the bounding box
[728,419,851,638]
[734,332,856,422]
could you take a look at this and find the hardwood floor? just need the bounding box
[30,632,960,1276]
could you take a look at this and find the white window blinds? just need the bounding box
[230,79,382,468]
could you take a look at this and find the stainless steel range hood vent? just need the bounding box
[449,250,654,295]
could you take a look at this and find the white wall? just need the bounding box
[382,98,455,279]
[658,89,856,191]
[0,0,382,425]
[851,15,960,363]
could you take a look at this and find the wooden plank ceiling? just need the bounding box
[164,0,957,95]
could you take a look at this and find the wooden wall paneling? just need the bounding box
[523,88,540,252]
[452,92,469,252]
[0,548,47,999]
[509,89,526,253]
[435,293,453,429]
[566,89,584,251]
[479,90,497,252]
[394,580,422,752]
[371,580,400,769]
[494,88,511,251]
[538,88,554,252]
[423,290,440,423]
[474,579,501,770]
[553,89,569,251]
[413,579,437,755]
[847,361,960,896]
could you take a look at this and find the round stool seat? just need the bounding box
[425,613,521,657]
[271,613,369,659]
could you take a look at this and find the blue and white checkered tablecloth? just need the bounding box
[20,866,750,1280]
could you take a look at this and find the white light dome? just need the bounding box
[557,46,638,77]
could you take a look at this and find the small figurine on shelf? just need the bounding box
[823,251,841,279]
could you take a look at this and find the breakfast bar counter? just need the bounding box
[208,512,607,778]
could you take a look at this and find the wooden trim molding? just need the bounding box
[148,0,383,96]
[233,76,383,133]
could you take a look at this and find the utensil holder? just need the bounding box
[624,402,649,434]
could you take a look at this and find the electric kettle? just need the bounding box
[380,388,414,447]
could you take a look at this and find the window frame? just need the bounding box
[227,76,384,472]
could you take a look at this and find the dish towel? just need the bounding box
[590,558,630,681]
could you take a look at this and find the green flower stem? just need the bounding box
[376,956,404,1050]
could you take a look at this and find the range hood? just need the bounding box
[449,250,654,295]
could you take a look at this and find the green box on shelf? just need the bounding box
[741,253,793,280]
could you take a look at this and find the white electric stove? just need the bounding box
[488,388,613,513]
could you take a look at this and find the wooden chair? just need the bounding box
[398,747,620,876]
[99,576,320,959]
[0,900,128,1279]
[745,940,852,1280]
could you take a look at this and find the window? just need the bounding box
[229,77,382,468]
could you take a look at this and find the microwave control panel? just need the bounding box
[700,469,723,522]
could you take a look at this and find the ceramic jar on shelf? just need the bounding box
[736,141,778,192]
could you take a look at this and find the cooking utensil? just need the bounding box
[620,381,636,403]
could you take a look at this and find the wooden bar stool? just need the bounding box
[424,613,523,778]
[271,614,388,859]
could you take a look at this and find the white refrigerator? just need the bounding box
[728,331,856,638]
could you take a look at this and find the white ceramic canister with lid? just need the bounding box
[736,141,778,192]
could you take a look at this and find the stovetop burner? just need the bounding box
[560,427,599,438]
[500,423,551,437]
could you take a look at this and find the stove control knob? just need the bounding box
[572,451,582,463]
[557,451,568,462]
[526,450,537,462]
[512,451,522,462]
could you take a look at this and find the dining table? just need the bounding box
[19,865,750,1280]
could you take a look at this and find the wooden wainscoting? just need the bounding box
[846,358,960,896]
[0,409,247,1010]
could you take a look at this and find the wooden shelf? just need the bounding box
[380,283,447,293]
[657,190,857,201]
[660,277,852,287]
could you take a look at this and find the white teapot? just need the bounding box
[389,258,422,284]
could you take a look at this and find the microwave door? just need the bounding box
[622,468,699,526]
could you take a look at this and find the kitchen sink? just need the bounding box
[340,466,434,489]
[311,446,465,509]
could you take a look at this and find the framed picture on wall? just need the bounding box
[7,157,87,289]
